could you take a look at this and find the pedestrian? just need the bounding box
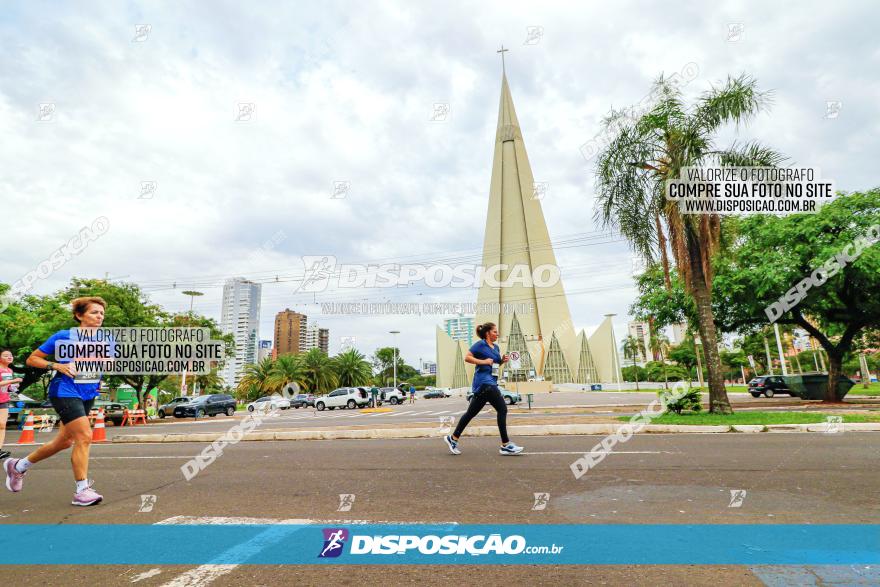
[369,385,379,408]
[0,349,24,461]
[409,384,416,404]
[4,297,109,505]
[444,322,523,456]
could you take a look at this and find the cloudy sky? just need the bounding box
[2,0,878,368]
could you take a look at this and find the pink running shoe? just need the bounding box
[72,481,103,506]
[4,458,26,493]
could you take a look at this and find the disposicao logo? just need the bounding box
[318,528,349,558]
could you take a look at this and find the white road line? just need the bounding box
[156,516,457,587]
[91,456,193,460]
[523,451,680,455]
[131,568,162,583]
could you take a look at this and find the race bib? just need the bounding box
[491,363,500,378]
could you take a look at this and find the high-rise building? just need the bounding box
[627,321,652,365]
[219,278,261,388]
[436,67,619,386]
[444,315,475,345]
[274,309,308,355]
[258,340,273,362]
[301,324,330,354]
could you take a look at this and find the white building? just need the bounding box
[626,321,652,365]
[301,323,329,354]
[219,278,262,388]
[443,315,475,345]
[670,322,688,345]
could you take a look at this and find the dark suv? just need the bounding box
[748,376,794,398]
[290,393,316,408]
[173,394,237,418]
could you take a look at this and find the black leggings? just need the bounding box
[452,384,508,444]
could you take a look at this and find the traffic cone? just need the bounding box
[91,410,107,442]
[17,411,35,444]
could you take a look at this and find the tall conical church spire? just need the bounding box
[475,68,578,381]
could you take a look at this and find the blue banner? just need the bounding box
[0,524,877,565]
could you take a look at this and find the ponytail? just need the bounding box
[476,322,496,340]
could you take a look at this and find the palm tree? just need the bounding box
[192,368,224,394]
[266,354,306,395]
[595,74,785,413]
[649,331,671,389]
[333,348,372,387]
[237,357,275,397]
[622,335,645,391]
[300,348,338,394]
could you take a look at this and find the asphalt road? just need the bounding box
[1,432,878,585]
[7,391,848,442]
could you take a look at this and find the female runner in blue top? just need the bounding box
[444,322,524,455]
[5,297,108,506]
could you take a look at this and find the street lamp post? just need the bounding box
[181,291,204,397]
[389,330,400,389]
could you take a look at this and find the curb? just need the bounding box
[110,422,880,443]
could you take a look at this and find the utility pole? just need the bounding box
[763,336,774,375]
[389,330,400,389]
[773,323,788,376]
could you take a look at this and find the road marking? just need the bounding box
[131,568,162,582]
[522,451,680,455]
[157,516,458,587]
[91,456,193,460]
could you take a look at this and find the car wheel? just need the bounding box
[248,405,254,412]
[504,396,513,405]
[158,410,166,419]
[209,413,216,417]
[294,405,300,409]
[347,399,357,409]
[750,392,761,398]
[226,407,235,416]
[764,389,775,398]
[329,406,335,410]
[390,397,399,405]
[196,409,206,418]
[316,402,325,411]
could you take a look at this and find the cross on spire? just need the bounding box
[497,44,509,74]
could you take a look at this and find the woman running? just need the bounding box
[4,297,107,505]
[0,349,23,461]
[444,322,524,456]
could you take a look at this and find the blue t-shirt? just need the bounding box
[38,329,103,400]
[470,339,502,392]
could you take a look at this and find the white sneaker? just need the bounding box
[499,442,524,455]
[444,435,461,455]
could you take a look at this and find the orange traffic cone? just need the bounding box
[91,410,107,442]
[17,411,35,444]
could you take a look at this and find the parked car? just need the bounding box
[290,393,316,408]
[748,376,795,398]
[247,395,291,412]
[315,387,370,411]
[466,386,521,405]
[93,399,127,426]
[422,387,451,399]
[158,397,191,419]
[378,387,407,405]
[173,394,237,418]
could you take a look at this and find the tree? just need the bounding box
[594,74,784,413]
[267,354,306,395]
[621,335,646,390]
[649,331,672,388]
[238,357,276,398]
[300,348,337,394]
[333,348,372,387]
[712,189,880,401]
[371,347,405,384]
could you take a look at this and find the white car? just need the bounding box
[315,387,371,411]
[246,395,291,412]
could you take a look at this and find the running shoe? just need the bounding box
[72,481,103,506]
[4,458,26,492]
[0,450,11,460]
[499,442,524,455]
[444,435,461,455]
